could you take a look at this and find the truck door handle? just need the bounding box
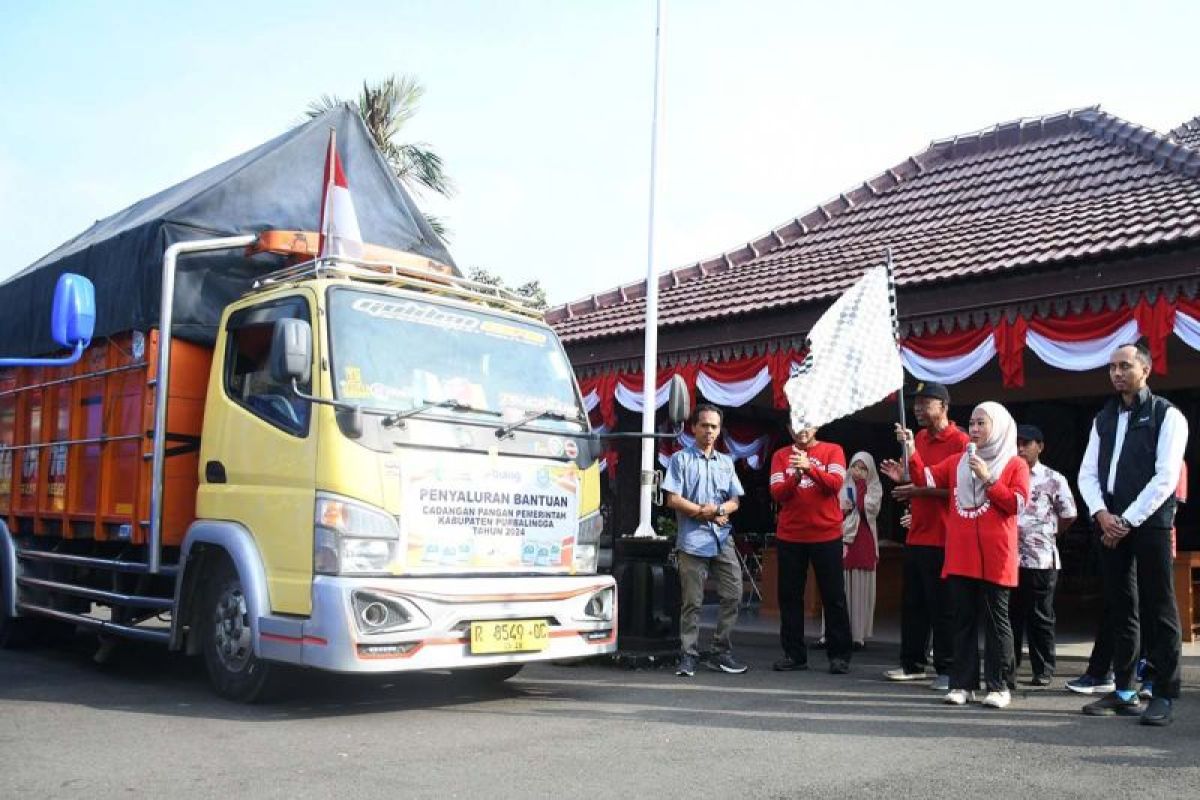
[205,460,227,484]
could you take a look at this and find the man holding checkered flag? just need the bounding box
[770,262,905,675]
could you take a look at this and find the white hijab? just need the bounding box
[841,451,882,544]
[955,401,1017,508]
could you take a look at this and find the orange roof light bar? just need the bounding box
[247,230,457,278]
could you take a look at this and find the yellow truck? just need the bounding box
[0,232,641,701]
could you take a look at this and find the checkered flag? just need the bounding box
[784,264,904,430]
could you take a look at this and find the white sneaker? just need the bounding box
[943,689,974,705]
[884,667,929,682]
[981,690,1012,709]
[930,674,950,692]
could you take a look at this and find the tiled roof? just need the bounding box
[1172,115,1200,151]
[547,107,1200,344]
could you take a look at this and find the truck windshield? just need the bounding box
[327,288,583,431]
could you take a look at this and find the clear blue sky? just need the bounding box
[2,0,1197,306]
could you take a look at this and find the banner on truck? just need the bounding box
[399,451,580,574]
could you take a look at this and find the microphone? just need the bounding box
[966,443,977,458]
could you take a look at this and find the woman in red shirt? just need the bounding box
[882,401,1029,709]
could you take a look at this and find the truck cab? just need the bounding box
[181,258,615,698]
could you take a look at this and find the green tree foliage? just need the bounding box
[467,267,549,310]
[308,74,452,238]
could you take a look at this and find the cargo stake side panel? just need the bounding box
[0,332,211,547]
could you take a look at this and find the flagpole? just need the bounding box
[633,0,667,538]
[886,247,910,480]
[320,128,337,258]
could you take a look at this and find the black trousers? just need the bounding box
[776,538,852,663]
[1010,567,1058,678]
[1085,607,1116,679]
[1099,525,1181,699]
[947,575,1015,693]
[899,545,954,674]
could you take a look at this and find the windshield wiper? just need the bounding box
[382,398,500,429]
[495,409,582,439]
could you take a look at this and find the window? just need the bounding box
[223,297,312,436]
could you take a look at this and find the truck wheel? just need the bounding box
[201,561,278,703]
[0,558,31,649]
[0,609,32,649]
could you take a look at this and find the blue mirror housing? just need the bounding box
[51,273,96,348]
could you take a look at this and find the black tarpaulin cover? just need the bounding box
[0,104,455,357]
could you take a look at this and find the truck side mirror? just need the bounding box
[667,374,691,427]
[270,318,312,384]
[51,273,96,349]
[0,273,97,368]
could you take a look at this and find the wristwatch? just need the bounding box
[716,503,726,517]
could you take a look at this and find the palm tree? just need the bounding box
[308,75,453,237]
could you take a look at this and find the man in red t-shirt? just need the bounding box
[769,423,852,674]
[884,382,970,689]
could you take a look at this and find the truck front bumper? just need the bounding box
[256,574,617,673]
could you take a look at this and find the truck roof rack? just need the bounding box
[253,256,544,320]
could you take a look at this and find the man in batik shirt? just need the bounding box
[1010,424,1077,685]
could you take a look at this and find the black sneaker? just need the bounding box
[675,653,697,677]
[1140,697,1173,727]
[772,656,808,671]
[829,659,850,675]
[1028,674,1052,687]
[1082,691,1142,717]
[706,653,749,674]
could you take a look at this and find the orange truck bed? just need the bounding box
[0,332,210,547]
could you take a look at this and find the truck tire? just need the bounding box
[0,609,32,649]
[201,560,279,703]
[0,557,31,649]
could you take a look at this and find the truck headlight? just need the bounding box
[573,511,604,574]
[314,494,401,575]
[574,586,614,622]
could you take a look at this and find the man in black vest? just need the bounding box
[1077,342,1189,726]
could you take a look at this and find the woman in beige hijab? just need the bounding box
[840,452,883,648]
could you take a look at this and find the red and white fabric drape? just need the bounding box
[897,295,1194,387]
[578,293,1200,427]
[655,424,775,470]
[578,351,804,429]
[1176,296,1200,351]
[900,326,997,384]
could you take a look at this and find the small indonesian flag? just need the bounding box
[318,129,364,259]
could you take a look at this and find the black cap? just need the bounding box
[909,381,950,403]
[1017,424,1044,443]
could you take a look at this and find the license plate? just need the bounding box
[470,619,550,654]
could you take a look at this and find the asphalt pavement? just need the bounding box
[0,633,1197,799]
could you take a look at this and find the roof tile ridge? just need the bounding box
[1170,115,1200,136]
[919,105,1101,167]
[1078,108,1200,179]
